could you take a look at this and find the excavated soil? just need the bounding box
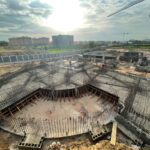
[0,129,137,150]
[0,65,21,76]
[0,130,20,150]
[116,65,150,78]
[95,140,135,150]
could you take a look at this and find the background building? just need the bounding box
[52,35,74,48]
[9,37,32,47]
[9,37,49,47]
[32,37,49,46]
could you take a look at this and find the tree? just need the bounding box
[0,41,8,46]
[89,41,95,48]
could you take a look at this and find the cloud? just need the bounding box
[0,0,53,40]
[77,0,150,40]
[5,0,25,10]
[107,0,145,17]
[0,0,150,41]
[29,0,52,18]
[29,0,50,8]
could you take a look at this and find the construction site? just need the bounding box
[0,49,150,150]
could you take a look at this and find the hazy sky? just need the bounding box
[0,0,150,41]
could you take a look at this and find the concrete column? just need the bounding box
[16,55,18,63]
[22,55,24,62]
[9,56,11,63]
[27,55,30,62]
[102,55,105,63]
[1,56,4,63]
[38,54,40,60]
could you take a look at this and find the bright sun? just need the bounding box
[41,0,84,32]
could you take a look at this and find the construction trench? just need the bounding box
[0,84,119,149]
[0,57,150,149]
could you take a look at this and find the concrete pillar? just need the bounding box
[27,55,30,62]
[22,55,24,62]
[16,55,18,63]
[9,56,11,63]
[1,56,4,63]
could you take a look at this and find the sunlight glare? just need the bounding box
[41,0,84,32]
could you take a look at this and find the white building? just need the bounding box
[9,37,49,47]
[9,37,32,47]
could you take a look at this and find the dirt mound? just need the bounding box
[98,140,134,150]
[65,140,135,150]
[0,130,20,150]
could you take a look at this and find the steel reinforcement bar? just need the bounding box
[0,84,119,118]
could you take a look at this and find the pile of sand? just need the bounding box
[63,140,135,150]
[0,130,20,150]
[96,140,135,150]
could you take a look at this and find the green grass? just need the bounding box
[113,45,150,52]
[0,47,5,51]
[47,49,69,54]
[47,48,80,54]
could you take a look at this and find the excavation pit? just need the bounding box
[0,84,119,138]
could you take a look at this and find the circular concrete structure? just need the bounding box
[0,85,118,138]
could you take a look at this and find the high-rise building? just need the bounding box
[52,35,74,48]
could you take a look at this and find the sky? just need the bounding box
[0,0,150,41]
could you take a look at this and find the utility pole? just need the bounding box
[122,33,129,42]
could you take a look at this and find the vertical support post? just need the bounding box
[111,121,117,145]
[1,56,4,63]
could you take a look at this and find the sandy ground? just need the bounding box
[0,65,22,76]
[0,62,42,77]
[116,65,150,78]
[0,49,28,56]
[0,130,20,150]
[43,137,136,150]
[63,140,135,150]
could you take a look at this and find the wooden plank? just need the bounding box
[8,109,14,117]
[16,106,21,112]
[0,112,7,121]
[111,121,117,145]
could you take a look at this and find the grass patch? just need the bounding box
[0,47,5,51]
[48,49,68,54]
[113,45,150,52]
[47,48,78,54]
